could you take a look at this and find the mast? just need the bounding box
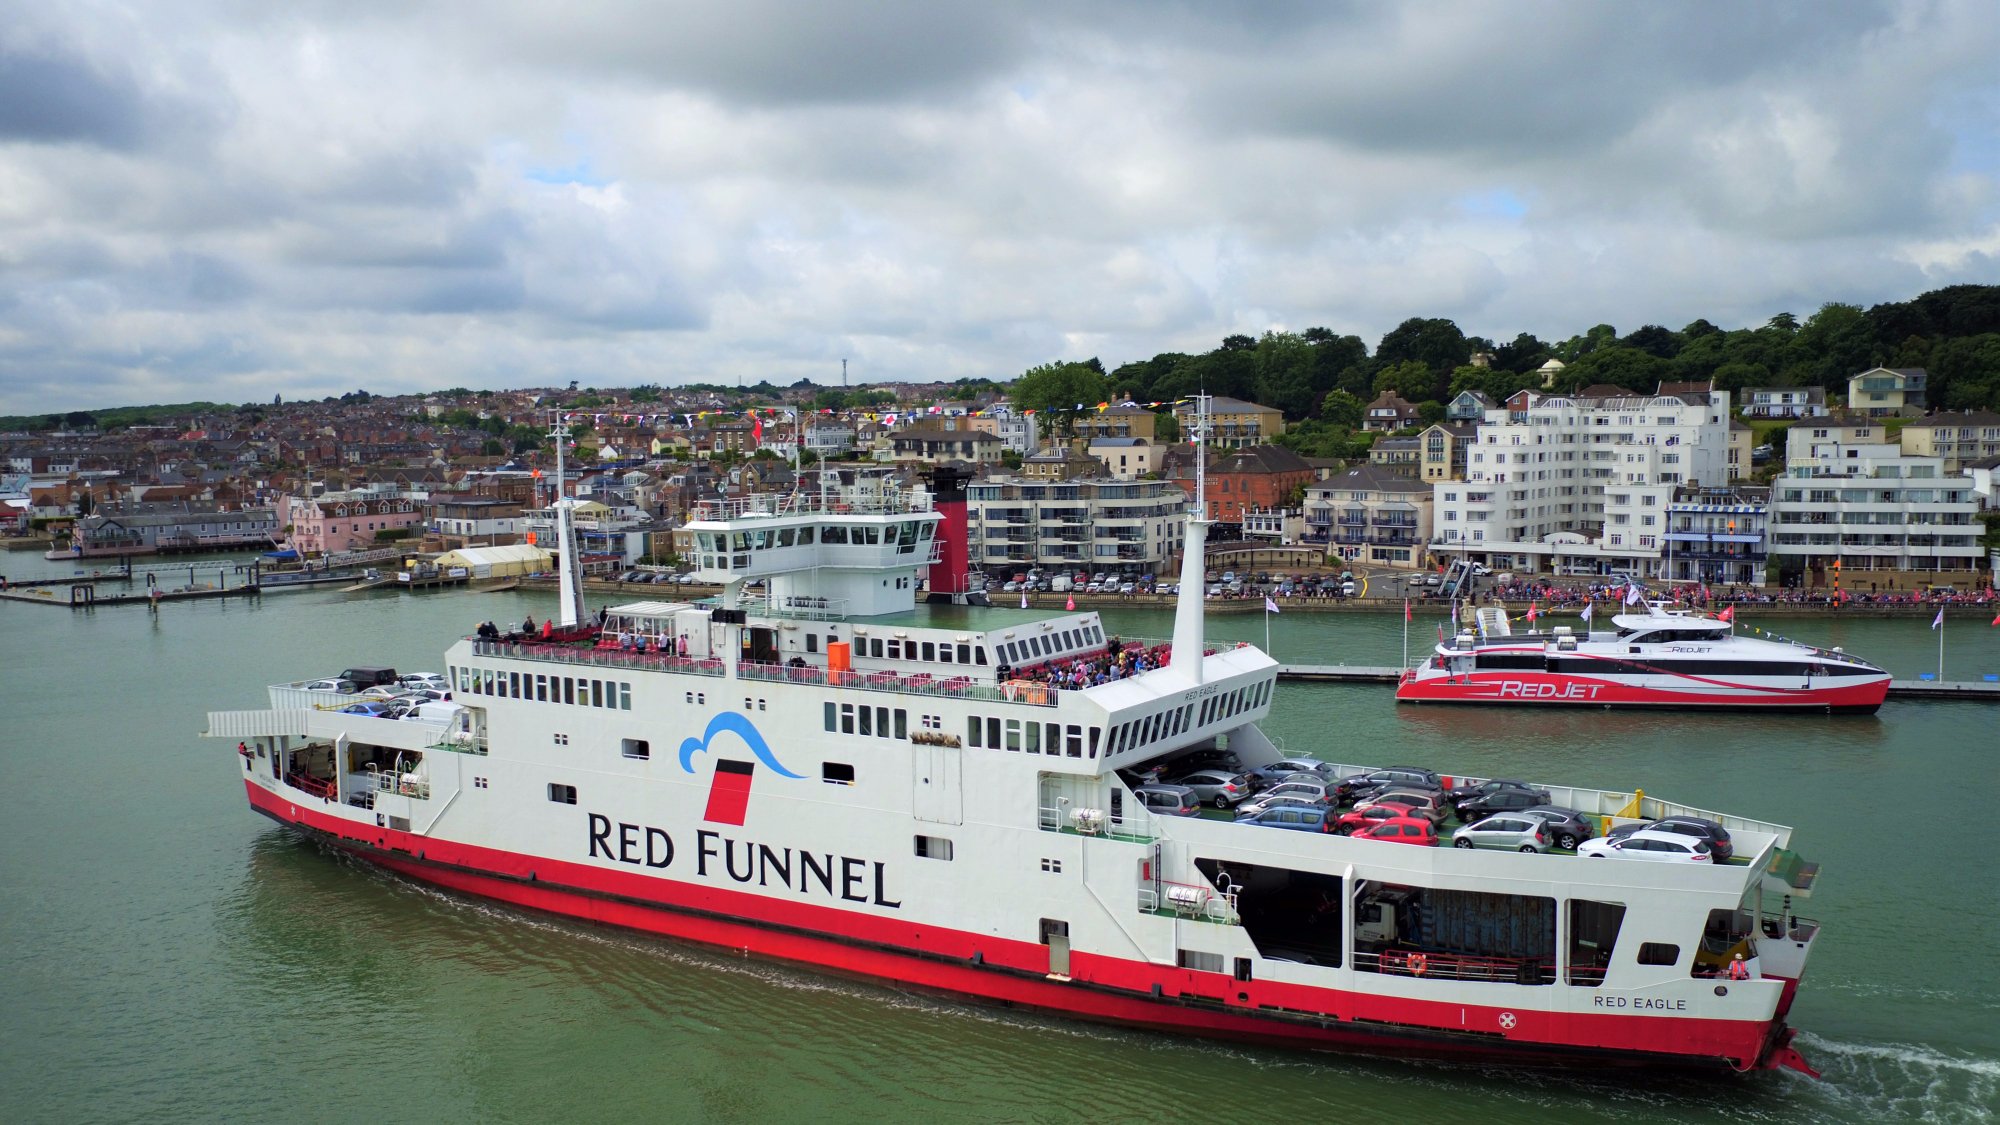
[1168,394,1211,684]
[549,412,587,628]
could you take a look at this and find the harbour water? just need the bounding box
[3,552,1997,1123]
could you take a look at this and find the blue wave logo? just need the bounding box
[677,712,804,779]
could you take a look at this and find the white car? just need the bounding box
[400,672,448,690]
[301,678,353,693]
[1577,829,1713,863]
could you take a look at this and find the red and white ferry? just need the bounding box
[206,419,1827,1076]
[1396,601,1890,713]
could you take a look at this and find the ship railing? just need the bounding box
[1137,881,1240,925]
[1357,948,1554,985]
[471,639,728,678]
[371,768,431,800]
[737,662,1058,707]
[284,772,337,801]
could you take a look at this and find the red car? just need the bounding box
[1352,816,1438,847]
[1334,802,1420,835]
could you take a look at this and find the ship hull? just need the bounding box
[1395,671,1887,714]
[249,781,1786,1074]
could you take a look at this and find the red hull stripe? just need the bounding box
[1397,671,1886,710]
[248,781,1779,1069]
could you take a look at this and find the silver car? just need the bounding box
[1453,814,1552,853]
[1168,769,1254,809]
[1235,783,1334,817]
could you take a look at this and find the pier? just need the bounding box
[1277,665,2000,701]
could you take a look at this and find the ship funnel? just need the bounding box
[925,464,974,604]
[1168,395,1211,684]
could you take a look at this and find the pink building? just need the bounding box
[279,494,422,555]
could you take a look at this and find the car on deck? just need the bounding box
[1168,769,1254,809]
[1351,816,1438,847]
[1454,814,1553,853]
[1604,815,1734,861]
[1578,830,1713,863]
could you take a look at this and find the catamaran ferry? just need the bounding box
[1395,601,1890,713]
[205,420,1826,1076]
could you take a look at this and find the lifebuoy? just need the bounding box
[1408,953,1428,976]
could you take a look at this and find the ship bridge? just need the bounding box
[685,484,944,618]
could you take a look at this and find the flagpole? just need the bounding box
[1401,599,1409,671]
[1939,614,1945,682]
[1265,600,1272,656]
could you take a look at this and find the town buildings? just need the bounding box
[1427,386,1733,576]
[1073,405,1159,444]
[1740,387,1827,419]
[1172,397,1283,449]
[1663,487,1769,587]
[1417,422,1476,483]
[1168,444,1315,526]
[1769,437,1982,578]
[1304,465,1433,569]
[1897,411,2000,473]
[278,492,424,555]
[1362,391,1421,432]
[1846,367,1927,417]
[1086,436,1159,480]
[888,427,1004,466]
[965,477,1186,574]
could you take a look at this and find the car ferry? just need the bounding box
[1396,602,1890,713]
[205,417,1826,1076]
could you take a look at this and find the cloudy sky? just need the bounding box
[3,1,1997,414]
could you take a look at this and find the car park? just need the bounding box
[1605,816,1734,861]
[1234,806,1334,833]
[1519,806,1596,851]
[1168,769,1254,809]
[1336,767,1443,804]
[1132,784,1202,817]
[1247,758,1335,786]
[1455,787,1556,821]
[1357,788,1451,825]
[1446,778,1550,812]
[1235,781,1334,816]
[1578,830,1713,863]
[1454,815,1552,853]
[1352,817,1438,847]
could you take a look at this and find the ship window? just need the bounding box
[1004,719,1022,751]
[547,783,577,804]
[1176,950,1224,974]
[986,717,1001,749]
[1638,942,1680,966]
[1066,725,1083,757]
[1088,727,1100,759]
[620,684,631,710]
[938,644,953,664]
[975,646,988,665]
[563,678,575,705]
[966,716,982,747]
[824,702,837,731]
[592,681,603,707]
[876,706,890,735]
[957,644,971,663]
[508,672,520,697]
[874,639,886,658]
[1040,858,1062,874]
[923,642,936,661]
[823,762,855,786]
[1024,721,1040,753]
[894,710,907,739]
[622,738,650,760]
[806,633,819,654]
[842,704,857,735]
[858,706,873,736]
[885,640,900,659]
[914,835,954,860]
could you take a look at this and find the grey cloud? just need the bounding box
[0,43,147,148]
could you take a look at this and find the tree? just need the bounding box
[1795,302,1881,388]
[1251,331,1318,419]
[1765,312,1799,334]
[1552,346,1667,392]
[1372,360,1435,403]
[1011,362,1111,435]
[1318,389,1364,428]
[1376,317,1470,379]
[1154,411,1180,443]
[1620,324,1682,359]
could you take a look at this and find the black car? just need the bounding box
[1336,767,1443,805]
[1455,787,1554,821]
[1447,779,1551,811]
[1606,815,1734,861]
[1520,806,1596,851]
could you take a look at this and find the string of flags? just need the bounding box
[552,398,1199,434]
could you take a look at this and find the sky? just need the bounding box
[3,0,1998,415]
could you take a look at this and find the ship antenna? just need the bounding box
[1168,392,1211,684]
[549,411,586,628]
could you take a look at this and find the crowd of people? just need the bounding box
[1006,638,1176,690]
[1485,579,1995,608]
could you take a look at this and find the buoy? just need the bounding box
[1408,953,1428,976]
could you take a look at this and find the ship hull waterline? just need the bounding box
[1395,672,1887,714]
[250,781,1805,1076]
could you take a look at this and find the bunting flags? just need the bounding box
[1716,605,1733,623]
[1526,601,1539,624]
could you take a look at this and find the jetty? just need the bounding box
[1277,665,2000,702]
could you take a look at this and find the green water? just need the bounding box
[2,553,1996,1123]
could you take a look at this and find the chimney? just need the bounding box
[925,463,973,603]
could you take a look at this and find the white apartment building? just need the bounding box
[967,477,1187,575]
[1430,389,1732,576]
[1769,441,1982,577]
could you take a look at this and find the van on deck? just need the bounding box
[338,666,399,688]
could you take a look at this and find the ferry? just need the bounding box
[205,416,1826,1076]
[1396,601,1890,713]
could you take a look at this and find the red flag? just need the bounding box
[750,410,763,443]
[1991,611,1999,626]
[1717,605,1734,623]
[1526,601,1539,623]
[1403,599,1411,623]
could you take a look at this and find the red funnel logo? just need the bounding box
[703,759,755,825]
